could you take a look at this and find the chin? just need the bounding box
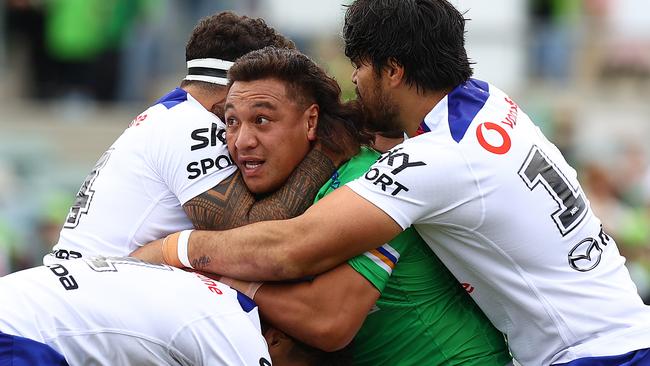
[248,181,279,195]
[247,184,267,195]
[241,177,263,195]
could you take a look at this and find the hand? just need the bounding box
[130,238,165,263]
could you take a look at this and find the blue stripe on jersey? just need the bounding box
[376,246,398,265]
[236,291,257,313]
[154,88,188,109]
[553,348,650,366]
[447,78,490,143]
[0,332,69,366]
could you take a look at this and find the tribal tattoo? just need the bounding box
[183,148,336,231]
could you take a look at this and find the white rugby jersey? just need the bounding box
[347,79,650,365]
[48,88,236,263]
[0,257,270,365]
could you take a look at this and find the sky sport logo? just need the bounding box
[363,147,426,196]
[187,124,233,179]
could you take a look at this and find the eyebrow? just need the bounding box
[251,101,277,110]
[224,100,278,112]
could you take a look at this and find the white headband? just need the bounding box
[184,58,234,86]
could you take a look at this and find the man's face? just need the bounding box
[352,60,401,134]
[225,78,317,194]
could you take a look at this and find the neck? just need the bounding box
[396,86,450,137]
[182,84,227,112]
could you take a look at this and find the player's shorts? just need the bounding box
[554,348,650,366]
[0,331,69,366]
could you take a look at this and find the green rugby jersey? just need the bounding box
[314,147,511,366]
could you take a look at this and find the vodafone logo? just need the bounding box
[475,96,519,155]
[476,122,511,154]
[129,113,148,127]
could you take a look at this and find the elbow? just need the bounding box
[273,239,323,280]
[314,325,356,352]
[277,246,316,279]
[307,317,357,352]
[264,218,333,280]
[278,244,334,280]
[255,246,312,281]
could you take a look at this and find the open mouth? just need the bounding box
[244,161,263,169]
[238,159,265,175]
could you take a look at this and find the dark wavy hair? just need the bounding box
[228,47,371,155]
[180,11,295,90]
[343,0,473,92]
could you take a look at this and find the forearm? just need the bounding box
[130,222,310,277]
[185,220,319,279]
[130,239,164,263]
[135,187,403,281]
[254,265,379,351]
[184,148,335,230]
[257,282,340,350]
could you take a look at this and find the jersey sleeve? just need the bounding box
[147,108,237,205]
[315,147,408,294]
[346,139,467,230]
[170,313,271,366]
[347,237,401,293]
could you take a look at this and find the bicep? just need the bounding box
[257,263,380,351]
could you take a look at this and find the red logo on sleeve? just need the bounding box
[476,122,511,154]
[194,272,223,295]
[476,97,519,155]
[128,113,148,127]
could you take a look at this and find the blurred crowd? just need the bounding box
[1,0,650,303]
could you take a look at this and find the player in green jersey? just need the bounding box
[215,48,512,365]
[136,46,512,365]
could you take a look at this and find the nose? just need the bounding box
[232,122,258,151]
[351,68,358,84]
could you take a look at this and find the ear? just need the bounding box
[384,57,405,88]
[263,327,295,366]
[304,103,319,141]
[209,88,229,119]
[263,327,297,360]
[264,327,282,348]
[210,100,225,120]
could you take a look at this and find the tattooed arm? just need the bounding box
[184,148,335,230]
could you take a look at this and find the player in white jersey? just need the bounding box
[45,12,338,265]
[0,256,349,365]
[133,1,650,365]
[0,257,269,365]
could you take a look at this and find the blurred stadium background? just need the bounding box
[1,0,650,302]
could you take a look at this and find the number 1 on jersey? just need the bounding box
[518,145,587,236]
